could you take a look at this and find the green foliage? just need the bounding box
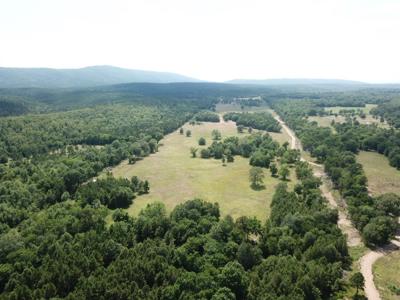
[249,167,264,188]
[350,272,365,295]
[194,111,220,122]
[76,176,146,209]
[279,164,290,180]
[190,147,198,158]
[198,137,206,146]
[224,112,281,132]
[212,129,222,140]
[362,216,396,246]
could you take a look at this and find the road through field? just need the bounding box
[273,112,400,300]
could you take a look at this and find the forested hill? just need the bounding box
[0,82,272,116]
[0,65,200,88]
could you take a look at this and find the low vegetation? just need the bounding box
[357,151,400,196]
[373,251,400,300]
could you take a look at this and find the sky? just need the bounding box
[0,0,399,82]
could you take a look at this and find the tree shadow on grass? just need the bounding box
[250,184,266,191]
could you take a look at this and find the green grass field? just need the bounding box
[108,118,296,222]
[357,151,400,196]
[373,251,400,300]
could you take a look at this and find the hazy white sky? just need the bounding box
[0,0,399,82]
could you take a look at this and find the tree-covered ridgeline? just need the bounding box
[270,99,400,246]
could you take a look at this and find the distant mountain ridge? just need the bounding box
[0,65,200,88]
[227,78,367,86]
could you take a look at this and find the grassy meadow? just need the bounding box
[373,251,400,300]
[357,151,400,196]
[108,117,295,222]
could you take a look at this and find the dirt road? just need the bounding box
[361,236,400,300]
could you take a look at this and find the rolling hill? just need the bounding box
[0,65,200,88]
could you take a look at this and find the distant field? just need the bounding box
[215,103,271,113]
[108,118,296,222]
[373,251,400,300]
[357,151,400,196]
[309,104,388,129]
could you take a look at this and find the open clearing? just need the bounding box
[373,251,400,300]
[357,151,400,196]
[309,104,388,129]
[109,117,296,221]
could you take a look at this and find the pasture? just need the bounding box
[373,251,400,300]
[357,151,400,196]
[108,118,296,221]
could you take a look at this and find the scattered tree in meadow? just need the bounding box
[212,129,222,140]
[270,163,278,177]
[279,164,290,181]
[237,125,244,133]
[225,149,234,163]
[282,141,289,150]
[248,127,253,133]
[190,147,198,158]
[186,130,191,137]
[198,137,206,146]
[200,148,211,158]
[249,167,264,188]
[179,127,184,134]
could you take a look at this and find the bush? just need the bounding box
[362,216,396,246]
[201,149,211,158]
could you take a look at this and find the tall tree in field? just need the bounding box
[198,137,206,146]
[212,129,222,140]
[270,163,278,177]
[279,164,290,181]
[186,130,191,137]
[190,147,198,158]
[249,167,264,188]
